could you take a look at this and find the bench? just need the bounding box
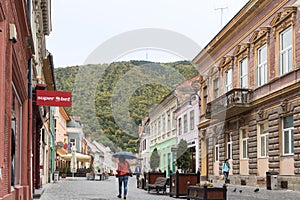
[148,177,169,194]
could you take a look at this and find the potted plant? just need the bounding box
[61,166,67,178]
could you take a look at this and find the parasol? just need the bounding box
[70,146,77,174]
[113,151,137,159]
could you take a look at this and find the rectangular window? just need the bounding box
[240,58,248,88]
[183,114,188,133]
[283,115,294,155]
[279,27,293,75]
[162,115,166,133]
[12,85,22,186]
[226,69,232,92]
[215,144,219,162]
[172,107,176,129]
[241,129,248,159]
[158,119,161,134]
[203,86,207,112]
[178,118,182,135]
[70,138,76,146]
[259,123,269,157]
[227,141,232,160]
[213,78,219,98]
[167,111,171,131]
[257,45,267,86]
[190,110,194,130]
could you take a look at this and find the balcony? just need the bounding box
[205,88,253,119]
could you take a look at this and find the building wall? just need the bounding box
[149,93,177,174]
[0,1,33,199]
[195,0,300,190]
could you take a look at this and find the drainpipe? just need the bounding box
[28,58,33,200]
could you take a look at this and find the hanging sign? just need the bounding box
[36,90,72,107]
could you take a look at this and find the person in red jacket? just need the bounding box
[116,156,131,199]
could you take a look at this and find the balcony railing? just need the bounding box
[206,88,253,119]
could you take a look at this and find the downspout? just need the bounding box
[28,58,33,200]
[26,0,34,198]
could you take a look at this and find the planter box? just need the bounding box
[169,171,200,198]
[144,171,166,190]
[187,185,227,200]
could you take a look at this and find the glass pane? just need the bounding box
[242,129,247,138]
[282,52,287,73]
[292,130,294,153]
[260,124,264,133]
[282,28,292,49]
[288,49,293,71]
[261,136,265,157]
[284,130,290,154]
[243,140,247,158]
[283,115,293,128]
[260,45,267,64]
[266,135,269,155]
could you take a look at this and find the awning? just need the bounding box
[57,148,68,156]
[61,152,91,162]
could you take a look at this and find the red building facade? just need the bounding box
[0,1,33,199]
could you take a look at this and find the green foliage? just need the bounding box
[176,139,191,172]
[150,148,160,171]
[54,61,198,152]
[61,166,67,173]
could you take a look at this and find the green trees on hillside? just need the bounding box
[54,61,198,152]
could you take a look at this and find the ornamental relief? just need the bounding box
[270,7,297,38]
[33,0,42,11]
[219,56,233,73]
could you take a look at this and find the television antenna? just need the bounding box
[215,7,228,28]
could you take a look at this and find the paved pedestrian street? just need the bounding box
[38,176,300,200]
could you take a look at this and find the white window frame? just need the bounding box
[240,58,248,88]
[257,44,268,86]
[215,144,219,162]
[282,115,294,155]
[190,110,194,131]
[227,141,232,160]
[178,118,182,135]
[213,78,219,98]
[259,123,269,158]
[225,69,232,92]
[279,26,293,75]
[183,114,188,133]
[241,129,248,159]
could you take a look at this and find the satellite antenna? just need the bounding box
[215,6,228,28]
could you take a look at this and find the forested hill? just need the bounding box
[54,60,198,153]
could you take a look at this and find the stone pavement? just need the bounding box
[38,176,300,200]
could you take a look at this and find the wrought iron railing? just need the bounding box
[206,88,253,118]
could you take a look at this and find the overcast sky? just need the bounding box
[46,0,249,67]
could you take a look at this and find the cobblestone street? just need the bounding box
[38,176,300,200]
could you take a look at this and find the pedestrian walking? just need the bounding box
[134,166,141,188]
[222,159,230,184]
[116,156,131,199]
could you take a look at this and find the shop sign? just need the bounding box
[36,90,72,107]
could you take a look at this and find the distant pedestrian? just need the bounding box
[222,159,230,184]
[116,156,131,199]
[135,166,141,179]
[134,166,141,188]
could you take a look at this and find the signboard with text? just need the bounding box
[36,90,72,107]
